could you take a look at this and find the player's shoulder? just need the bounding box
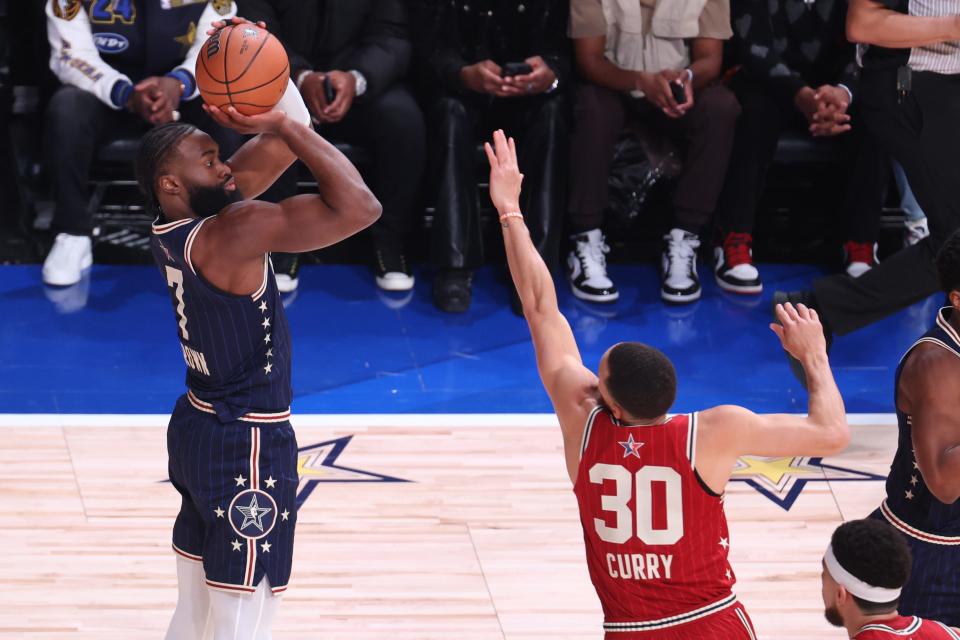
[901,340,960,389]
[697,404,755,428]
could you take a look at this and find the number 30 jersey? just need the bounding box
[573,408,736,632]
[150,216,292,421]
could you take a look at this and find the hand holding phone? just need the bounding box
[323,76,336,104]
[502,62,533,77]
[670,80,686,106]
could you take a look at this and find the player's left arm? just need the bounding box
[902,348,960,504]
[485,130,598,483]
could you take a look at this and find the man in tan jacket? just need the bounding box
[564,0,739,306]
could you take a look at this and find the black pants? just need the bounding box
[567,82,740,234]
[261,84,425,245]
[814,68,960,335]
[715,72,884,243]
[43,84,243,236]
[427,91,568,270]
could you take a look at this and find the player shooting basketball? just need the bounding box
[140,18,380,640]
[486,129,850,638]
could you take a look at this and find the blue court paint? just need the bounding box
[0,264,941,414]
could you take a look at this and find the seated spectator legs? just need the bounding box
[713,76,785,294]
[428,95,484,313]
[566,83,627,303]
[324,84,426,292]
[809,68,960,336]
[838,114,884,278]
[658,83,740,303]
[892,160,930,247]
[42,85,136,286]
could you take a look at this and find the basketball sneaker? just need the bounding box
[42,233,92,287]
[433,269,472,313]
[714,232,762,294]
[661,228,701,303]
[272,253,300,293]
[567,229,618,303]
[374,242,414,292]
[904,217,930,247]
[842,241,879,278]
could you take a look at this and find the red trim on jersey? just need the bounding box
[172,543,202,562]
[187,390,291,424]
[206,579,257,594]
[854,615,960,639]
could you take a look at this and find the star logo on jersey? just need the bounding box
[618,434,644,459]
[174,21,197,57]
[295,435,409,508]
[730,456,885,511]
[228,489,277,540]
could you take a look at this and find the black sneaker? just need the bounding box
[272,253,300,293]
[374,243,414,291]
[433,269,472,313]
[772,290,833,389]
[567,229,619,303]
[661,228,701,303]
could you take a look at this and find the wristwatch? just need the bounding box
[349,70,367,96]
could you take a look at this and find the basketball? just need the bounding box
[195,24,289,116]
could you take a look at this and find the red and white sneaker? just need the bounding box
[843,241,879,278]
[713,232,762,294]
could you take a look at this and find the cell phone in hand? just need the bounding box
[670,80,686,105]
[323,76,336,103]
[502,62,533,77]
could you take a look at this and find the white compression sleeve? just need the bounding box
[165,556,211,640]
[209,578,280,640]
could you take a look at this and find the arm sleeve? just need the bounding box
[731,0,806,103]
[343,0,412,100]
[169,0,238,101]
[46,0,132,109]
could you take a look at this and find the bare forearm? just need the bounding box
[500,213,559,317]
[848,0,960,47]
[276,120,376,215]
[689,41,723,90]
[802,353,848,442]
[577,54,641,93]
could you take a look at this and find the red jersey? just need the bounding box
[573,409,738,634]
[854,615,960,639]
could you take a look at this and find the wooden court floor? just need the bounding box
[2,419,897,639]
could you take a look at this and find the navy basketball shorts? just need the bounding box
[870,507,960,626]
[167,394,299,595]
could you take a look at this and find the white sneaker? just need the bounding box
[567,229,619,303]
[374,245,414,292]
[661,228,701,303]
[42,233,92,286]
[904,217,930,247]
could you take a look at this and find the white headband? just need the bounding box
[824,544,902,603]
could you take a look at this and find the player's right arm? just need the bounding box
[486,130,598,483]
[695,303,850,493]
[191,109,380,294]
[900,346,960,504]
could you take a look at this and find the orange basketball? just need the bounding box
[195,24,289,116]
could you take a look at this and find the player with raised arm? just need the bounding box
[485,129,849,638]
[142,18,380,640]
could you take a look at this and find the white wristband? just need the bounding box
[295,69,313,91]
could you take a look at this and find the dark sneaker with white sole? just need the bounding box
[661,228,701,304]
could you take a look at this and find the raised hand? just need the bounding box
[203,104,288,136]
[770,302,827,362]
[484,129,522,214]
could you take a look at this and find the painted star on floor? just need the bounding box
[295,435,408,508]
[729,456,885,511]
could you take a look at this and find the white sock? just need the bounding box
[165,556,211,640]
[209,578,280,640]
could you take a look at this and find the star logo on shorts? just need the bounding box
[235,493,272,532]
[618,434,644,459]
[228,489,278,540]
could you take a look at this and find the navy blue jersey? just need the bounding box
[882,307,960,538]
[150,216,292,421]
